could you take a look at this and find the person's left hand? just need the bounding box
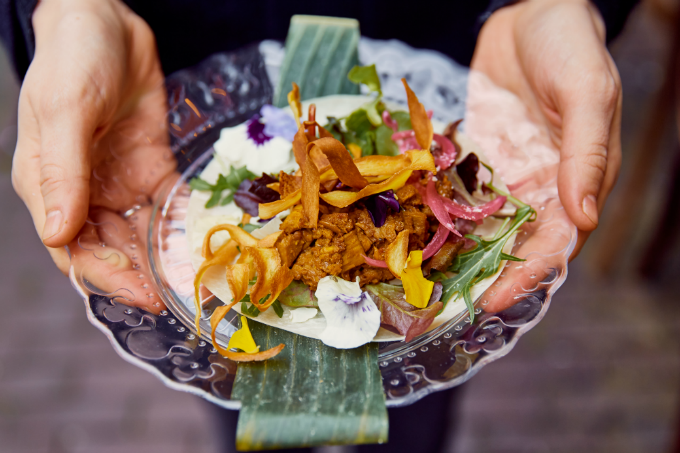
[471,0,622,260]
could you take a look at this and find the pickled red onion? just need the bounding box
[362,255,388,268]
[422,222,450,260]
[426,179,462,237]
[391,130,457,170]
[382,111,399,132]
[441,195,507,221]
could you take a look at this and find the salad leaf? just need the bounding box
[375,124,399,156]
[348,64,382,95]
[190,165,257,208]
[241,301,261,318]
[390,111,412,131]
[278,280,319,308]
[441,204,535,322]
[345,109,373,134]
[234,173,281,217]
[272,300,284,318]
[365,283,443,342]
[456,153,480,194]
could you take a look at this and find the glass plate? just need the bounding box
[70,40,576,410]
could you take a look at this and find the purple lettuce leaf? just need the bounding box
[455,153,479,194]
[365,282,443,342]
[233,173,281,217]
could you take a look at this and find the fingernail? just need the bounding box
[43,210,64,240]
[582,195,599,226]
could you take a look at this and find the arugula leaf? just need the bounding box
[348,64,382,95]
[190,165,257,208]
[237,222,262,234]
[272,300,284,318]
[375,124,399,156]
[241,301,261,318]
[441,204,535,322]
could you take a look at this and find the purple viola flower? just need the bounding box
[260,105,298,142]
[365,190,400,227]
[246,114,272,146]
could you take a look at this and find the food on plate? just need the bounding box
[186,65,535,360]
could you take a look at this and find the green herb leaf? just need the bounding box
[347,64,382,95]
[441,204,535,322]
[375,124,399,156]
[390,111,412,131]
[189,165,257,209]
[345,109,373,134]
[272,300,284,318]
[189,177,213,191]
[238,223,261,234]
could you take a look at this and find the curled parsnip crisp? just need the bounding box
[193,240,239,335]
[259,189,301,219]
[225,263,251,306]
[319,150,435,208]
[243,246,294,310]
[319,154,411,182]
[402,78,433,151]
[202,224,258,259]
[401,251,434,309]
[385,231,409,278]
[288,82,302,127]
[348,143,362,159]
[302,136,369,228]
[211,306,285,361]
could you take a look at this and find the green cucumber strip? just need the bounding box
[273,15,360,107]
[233,322,388,450]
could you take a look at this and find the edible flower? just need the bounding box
[401,251,434,309]
[364,189,400,227]
[315,276,381,349]
[227,316,260,353]
[246,105,299,146]
[261,105,298,142]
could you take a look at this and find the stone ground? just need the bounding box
[1,3,680,453]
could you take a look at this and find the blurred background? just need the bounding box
[1,0,680,452]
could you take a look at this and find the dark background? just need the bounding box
[1,0,680,452]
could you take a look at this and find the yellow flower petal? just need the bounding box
[227,316,260,354]
[401,251,434,309]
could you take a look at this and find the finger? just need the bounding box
[38,99,97,248]
[69,220,165,314]
[484,197,574,313]
[556,67,620,232]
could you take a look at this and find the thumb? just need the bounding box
[556,74,619,232]
[39,111,95,247]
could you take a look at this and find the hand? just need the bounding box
[11,0,176,312]
[471,0,622,259]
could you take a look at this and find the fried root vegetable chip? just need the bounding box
[243,246,294,311]
[319,153,412,183]
[193,240,240,335]
[385,230,409,278]
[257,230,284,248]
[402,78,433,151]
[259,189,301,219]
[225,263,251,305]
[348,143,362,159]
[302,153,321,228]
[319,150,436,208]
[288,82,302,127]
[401,251,434,309]
[292,123,309,169]
[210,305,285,361]
[202,224,258,259]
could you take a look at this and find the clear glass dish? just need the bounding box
[70,40,576,409]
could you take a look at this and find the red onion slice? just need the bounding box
[441,195,507,221]
[426,179,462,237]
[422,222,450,260]
[362,255,389,268]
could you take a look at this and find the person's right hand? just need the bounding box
[11,0,176,312]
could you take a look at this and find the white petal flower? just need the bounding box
[289,307,318,323]
[315,276,381,349]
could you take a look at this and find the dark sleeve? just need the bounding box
[478,0,640,43]
[0,0,38,80]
